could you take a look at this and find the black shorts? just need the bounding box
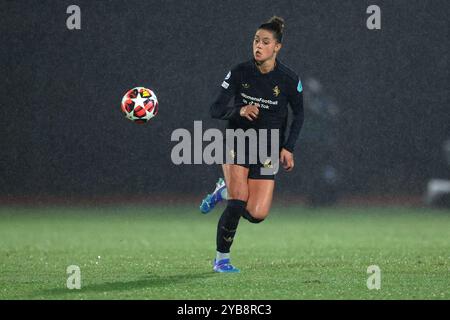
[236,162,276,180]
[224,138,278,180]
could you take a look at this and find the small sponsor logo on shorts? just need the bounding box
[263,158,273,168]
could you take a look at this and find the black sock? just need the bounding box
[216,199,246,253]
[241,208,265,224]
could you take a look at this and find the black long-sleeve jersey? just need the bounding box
[210,59,304,153]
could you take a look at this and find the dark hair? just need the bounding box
[258,16,285,43]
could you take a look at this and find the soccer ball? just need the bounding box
[121,87,158,124]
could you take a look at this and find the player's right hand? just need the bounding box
[239,104,259,121]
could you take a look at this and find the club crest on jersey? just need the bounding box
[273,85,280,97]
[242,83,250,89]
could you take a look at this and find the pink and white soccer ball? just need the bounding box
[121,87,158,124]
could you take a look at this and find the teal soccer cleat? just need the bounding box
[199,178,227,214]
[213,258,240,273]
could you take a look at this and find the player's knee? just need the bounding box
[227,188,248,202]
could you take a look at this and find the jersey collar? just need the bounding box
[252,58,280,76]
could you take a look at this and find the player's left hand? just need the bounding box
[280,148,294,171]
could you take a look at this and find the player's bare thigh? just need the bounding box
[222,164,249,201]
[246,179,275,220]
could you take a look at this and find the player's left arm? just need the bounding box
[281,76,304,171]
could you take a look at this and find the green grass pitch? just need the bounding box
[0,205,449,299]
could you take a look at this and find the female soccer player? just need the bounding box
[201,16,304,273]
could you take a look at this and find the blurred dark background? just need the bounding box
[1,0,448,204]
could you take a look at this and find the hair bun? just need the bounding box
[268,16,285,33]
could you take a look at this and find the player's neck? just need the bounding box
[255,58,276,74]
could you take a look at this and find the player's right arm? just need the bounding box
[210,67,258,121]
